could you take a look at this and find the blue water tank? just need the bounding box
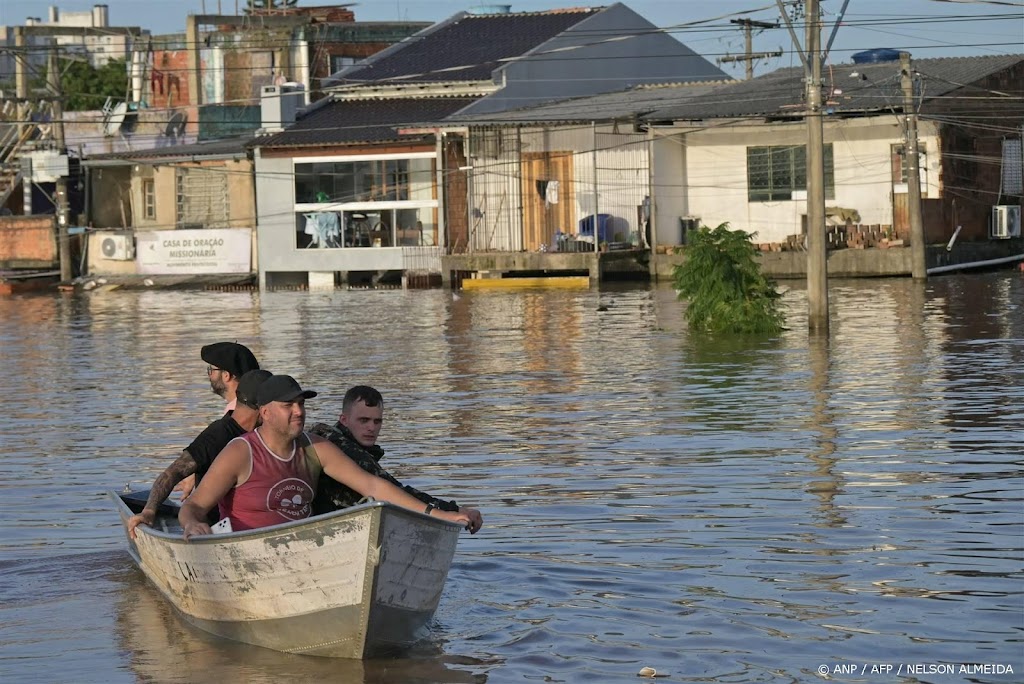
[579,214,613,242]
[852,48,902,64]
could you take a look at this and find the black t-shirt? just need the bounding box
[185,413,247,484]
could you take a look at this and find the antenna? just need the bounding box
[164,111,187,140]
[103,101,128,137]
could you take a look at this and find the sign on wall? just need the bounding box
[136,228,252,275]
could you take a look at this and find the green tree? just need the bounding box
[672,222,785,334]
[52,58,128,111]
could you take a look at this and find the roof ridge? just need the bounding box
[462,7,604,18]
[636,79,734,90]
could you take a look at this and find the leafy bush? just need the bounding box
[672,222,785,334]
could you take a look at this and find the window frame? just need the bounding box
[142,178,156,220]
[747,143,834,201]
[292,152,439,250]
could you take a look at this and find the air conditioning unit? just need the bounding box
[100,234,135,260]
[991,205,1021,239]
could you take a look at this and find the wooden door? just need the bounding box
[520,152,574,251]
[891,144,909,238]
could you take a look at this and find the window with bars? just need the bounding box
[175,168,229,228]
[1002,138,1023,196]
[747,144,834,201]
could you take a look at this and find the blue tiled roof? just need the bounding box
[336,8,603,84]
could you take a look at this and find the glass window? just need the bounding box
[294,158,435,204]
[330,55,356,74]
[396,207,437,246]
[297,210,342,249]
[747,144,834,201]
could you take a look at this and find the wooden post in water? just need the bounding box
[901,52,927,281]
[47,47,72,282]
[805,0,829,334]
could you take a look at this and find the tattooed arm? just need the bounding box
[127,450,198,539]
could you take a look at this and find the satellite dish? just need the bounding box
[103,102,128,137]
[164,111,187,139]
[101,237,118,257]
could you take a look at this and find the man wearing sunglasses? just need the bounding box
[200,341,260,413]
[174,342,261,500]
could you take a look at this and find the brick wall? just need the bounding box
[0,216,57,267]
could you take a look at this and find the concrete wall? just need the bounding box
[651,133,686,246]
[650,240,1024,280]
[671,117,940,244]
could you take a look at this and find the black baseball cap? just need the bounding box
[201,342,260,377]
[236,369,273,409]
[256,375,318,406]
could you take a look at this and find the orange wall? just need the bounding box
[0,216,57,266]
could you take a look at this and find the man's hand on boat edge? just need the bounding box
[460,507,483,535]
[178,509,482,540]
[182,520,213,540]
[127,510,156,540]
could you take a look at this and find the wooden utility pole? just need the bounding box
[805,0,828,333]
[14,27,33,216]
[900,52,927,280]
[47,46,72,282]
[720,18,781,80]
[14,28,28,139]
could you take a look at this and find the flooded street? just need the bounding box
[0,274,1021,683]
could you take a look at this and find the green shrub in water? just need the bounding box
[672,222,785,334]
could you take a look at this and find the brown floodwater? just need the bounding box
[0,274,1021,683]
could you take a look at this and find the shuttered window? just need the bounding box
[176,168,229,228]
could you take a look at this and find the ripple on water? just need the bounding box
[0,277,1022,683]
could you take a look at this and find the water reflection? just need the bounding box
[806,334,844,530]
[0,274,1021,683]
[115,572,486,683]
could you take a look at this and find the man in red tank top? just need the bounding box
[179,375,473,538]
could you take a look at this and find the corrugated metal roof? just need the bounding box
[82,135,253,164]
[335,8,603,84]
[448,81,733,125]
[252,96,480,149]
[645,54,1024,122]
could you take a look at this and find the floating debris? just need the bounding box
[637,666,669,678]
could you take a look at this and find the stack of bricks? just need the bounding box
[752,223,904,252]
[844,224,895,249]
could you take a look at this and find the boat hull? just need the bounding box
[112,491,460,657]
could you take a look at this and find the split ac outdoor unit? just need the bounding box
[991,205,1021,239]
[100,234,135,260]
